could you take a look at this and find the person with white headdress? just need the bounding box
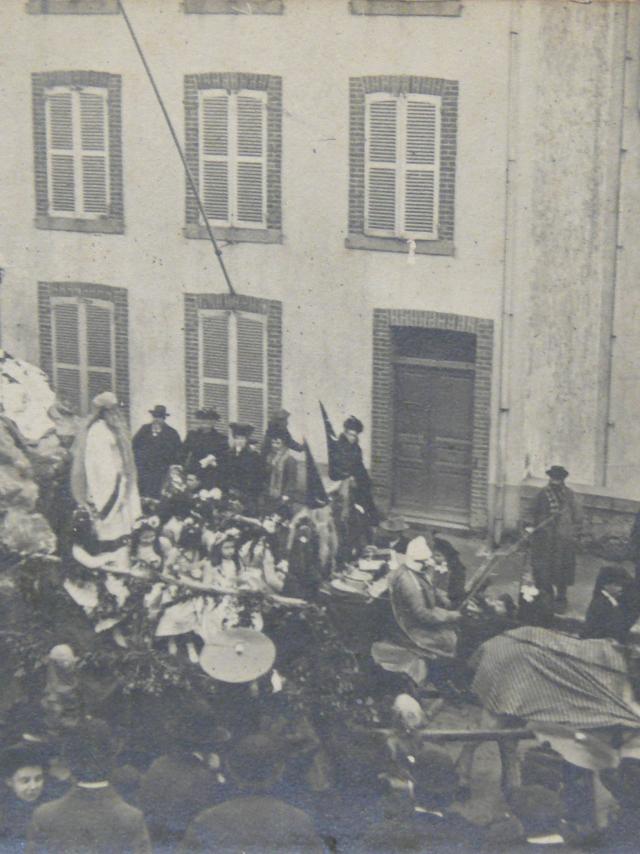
[70,391,141,567]
[387,536,463,661]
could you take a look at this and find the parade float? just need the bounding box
[0,353,378,758]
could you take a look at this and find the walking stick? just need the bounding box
[459,514,557,608]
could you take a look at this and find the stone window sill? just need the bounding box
[350,1,462,16]
[35,215,124,235]
[345,233,454,256]
[26,0,119,13]
[184,224,283,245]
[184,0,284,13]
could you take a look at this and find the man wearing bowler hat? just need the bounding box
[132,405,182,499]
[224,423,265,515]
[181,409,229,490]
[530,465,582,614]
[375,514,412,555]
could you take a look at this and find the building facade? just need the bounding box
[1,0,638,542]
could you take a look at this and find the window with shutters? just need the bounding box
[33,72,123,234]
[199,89,267,230]
[347,76,458,256]
[199,309,268,438]
[27,1,119,13]
[184,293,282,437]
[349,0,461,16]
[184,74,282,244]
[39,283,129,415]
[365,93,441,240]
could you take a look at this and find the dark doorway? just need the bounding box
[392,328,475,525]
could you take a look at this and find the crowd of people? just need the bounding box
[3,391,640,851]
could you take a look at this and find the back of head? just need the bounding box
[507,785,564,836]
[411,746,459,808]
[227,734,283,791]
[64,718,114,783]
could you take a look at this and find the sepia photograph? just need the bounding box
[0,0,640,850]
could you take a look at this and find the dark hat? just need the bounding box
[379,514,410,534]
[230,422,254,438]
[0,743,50,778]
[63,718,115,782]
[595,564,630,591]
[149,404,169,418]
[343,415,364,434]
[546,465,569,480]
[227,734,284,786]
[272,409,290,422]
[195,408,221,421]
[507,785,564,836]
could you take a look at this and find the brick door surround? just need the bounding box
[371,309,493,531]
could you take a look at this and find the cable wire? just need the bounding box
[117,0,236,296]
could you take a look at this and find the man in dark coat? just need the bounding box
[137,709,228,847]
[181,409,229,490]
[530,465,581,614]
[180,734,324,853]
[261,409,304,457]
[132,405,182,498]
[224,423,265,516]
[581,565,640,644]
[26,718,151,854]
[375,514,412,555]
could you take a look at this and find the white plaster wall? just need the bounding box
[0,0,511,482]
[504,0,627,493]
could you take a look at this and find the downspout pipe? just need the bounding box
[601,0,631,486]
[493,0,521,546]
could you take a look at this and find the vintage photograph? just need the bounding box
[0,0,639,850]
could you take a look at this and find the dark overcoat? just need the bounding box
[181,428,229,489]
[132,423,182,498]
[26,785,151,854]
[531,485,581,590]
[224,446,265,513]
[332,435,379,525]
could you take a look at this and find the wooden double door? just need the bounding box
[393,361,474,525]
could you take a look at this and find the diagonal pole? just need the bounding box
[117,0,236,296]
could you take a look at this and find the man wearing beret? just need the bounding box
[133,405,182,499]
[181,409,229,490]
[530,465,582,614]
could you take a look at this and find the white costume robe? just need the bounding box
[85,420,141,541]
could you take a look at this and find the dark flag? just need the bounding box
[304,440,329,508]
[319,401,340,480]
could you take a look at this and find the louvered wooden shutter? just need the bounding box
[200,92,230,225]
[200,310,230,429]
[51,299,82,413]
[85,301,114,401]
[79,91,109,215]
[235,92,266,228]
[46,86,110,218]
[365,96,398,236]
[236,313,266,438]
[46,91,76,214]
[404,96,440,238]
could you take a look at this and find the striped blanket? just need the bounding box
[470,627,640,730]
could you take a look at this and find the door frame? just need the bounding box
[371,309,494,531]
